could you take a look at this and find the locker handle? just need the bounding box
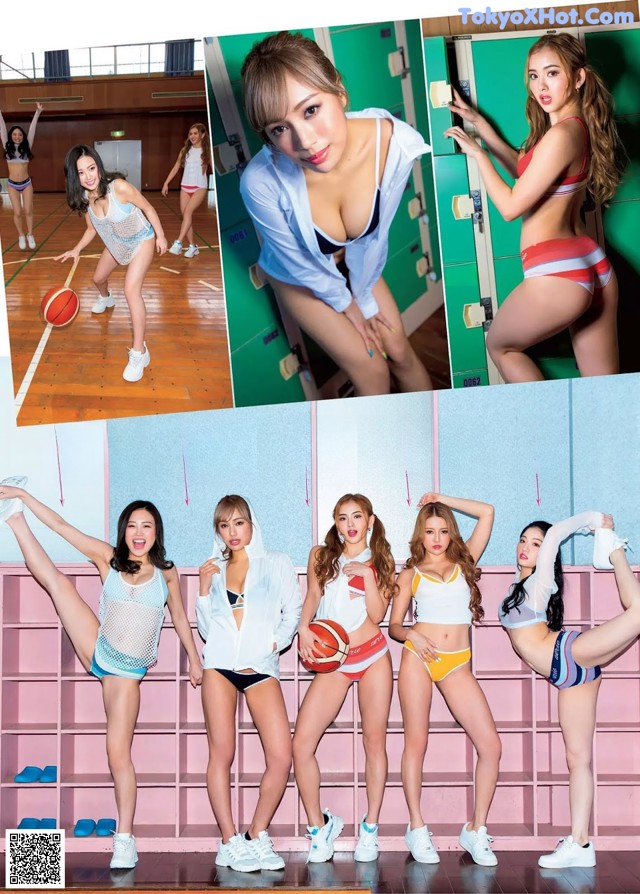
[430,81,453,109]
[452,195,474,219]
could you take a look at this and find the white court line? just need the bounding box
[160,266,181,275]
[198,280,222,292]
[14,256,81,414]
[3,254,102,266]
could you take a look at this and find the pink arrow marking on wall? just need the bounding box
[305,467,310,506]
[54,426,64,506]
[182,449,190,506]
[406,471,411,506]
[535,472,541,507]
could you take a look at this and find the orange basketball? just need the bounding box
[41,287,79,327]
[298,619,350,673]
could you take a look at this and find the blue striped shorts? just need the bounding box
[549,629,601,689]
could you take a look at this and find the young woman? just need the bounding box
[0,476,203,870]
[162,122,211,258]
[500,512,635,867]
[445,33,624,383]
[389,493,500,866]
[239,32,433,397]
[294,494,395,863]
[1,103,43,249]
[54,145,168,383]
[196,496,301,873]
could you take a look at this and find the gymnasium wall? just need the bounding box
[0,75,206,191]
[1,358,639,570]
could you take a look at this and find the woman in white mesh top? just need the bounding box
[0,477,202,871]
[54,144,168,383]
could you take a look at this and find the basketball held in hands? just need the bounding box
[298,620,350,673]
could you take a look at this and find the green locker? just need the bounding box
[433,155,476,266]
[423,37,455,157]
[232,328,306,405]
[442,262,487,374]
[330,23,404,112]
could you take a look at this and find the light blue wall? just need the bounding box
[438,381,573,565]
[317,392,434,561]
[107,403,312,567]
[571,374,640,564]
[0,358,107,563]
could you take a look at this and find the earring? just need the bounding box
[366,526,372,547]
[337,532,345,544]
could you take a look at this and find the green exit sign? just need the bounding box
[111,130,125,137]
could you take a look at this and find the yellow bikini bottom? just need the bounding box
[403,640,471,682]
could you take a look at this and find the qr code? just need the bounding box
[5,830,65,889]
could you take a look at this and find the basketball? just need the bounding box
[298,619,350,673]
[41,287,79,327]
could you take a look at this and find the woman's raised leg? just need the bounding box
[6,512,98,669]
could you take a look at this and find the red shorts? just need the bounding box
[521,236,612,295]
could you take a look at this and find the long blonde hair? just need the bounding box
[406,503,484,624]
[523,33,625,205]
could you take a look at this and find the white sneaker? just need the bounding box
[168,240,183,255]
[354,816,379,862]
[538,836,596,868]
[307,809,344,863]
[245,830,285,870]
[183,244,199,258]
[593,527,629,570]
[123,344,150,382]
[0,476,27,524]
[92,290,115,313]
[215,833,261,872]
[404,823,440,864]
[458,823,498,866]
[110,833,138,869]
[27,234,36,249]
[18,235,26,250]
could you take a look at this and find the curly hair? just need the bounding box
[110,500,174,575]
[500,521,565,631]
[406,502,484,624]
[178,123,211,171]
[523,33,625,205]
[241,31,347,143]
[213,494,253,560]
[314,494,396,599]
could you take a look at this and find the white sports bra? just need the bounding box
[411,565,472,625]
[316,548,373,634]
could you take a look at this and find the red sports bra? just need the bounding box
[516,116,589,197]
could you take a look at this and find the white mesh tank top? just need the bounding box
[87,182,154,265]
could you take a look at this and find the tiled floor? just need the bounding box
[46,849,640,892]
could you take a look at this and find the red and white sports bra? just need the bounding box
[516,116,589,197]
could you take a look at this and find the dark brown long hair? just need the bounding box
[314,494,396,599]
[523,33,624,205]
[406,502,483,624]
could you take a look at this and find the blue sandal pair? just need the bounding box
[14,765,57,784]
[16,818,57,830]
[74,818,116,837]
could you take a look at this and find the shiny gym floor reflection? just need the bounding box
[1,190,232,425]
[60,848,639,891]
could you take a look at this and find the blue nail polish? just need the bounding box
[369,349,374,357]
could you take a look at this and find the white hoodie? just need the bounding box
[195,505,302,677]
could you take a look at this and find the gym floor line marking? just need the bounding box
[14,256,81,415]
[198,280,222,292]
[2,254,102,266]
[160,266,181,275]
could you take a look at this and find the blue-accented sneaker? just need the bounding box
[306,809,344,863]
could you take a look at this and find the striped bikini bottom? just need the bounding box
[521,236,612,295]
[549,629,601,689]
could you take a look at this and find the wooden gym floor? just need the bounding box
[1,190,232,426]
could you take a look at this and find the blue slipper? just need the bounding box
[14,766,43,784]
[96,818,116,836]
[74,818,96,837]
[39,766,57,784]
[17,818,40,830]
[40,818,57,830]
